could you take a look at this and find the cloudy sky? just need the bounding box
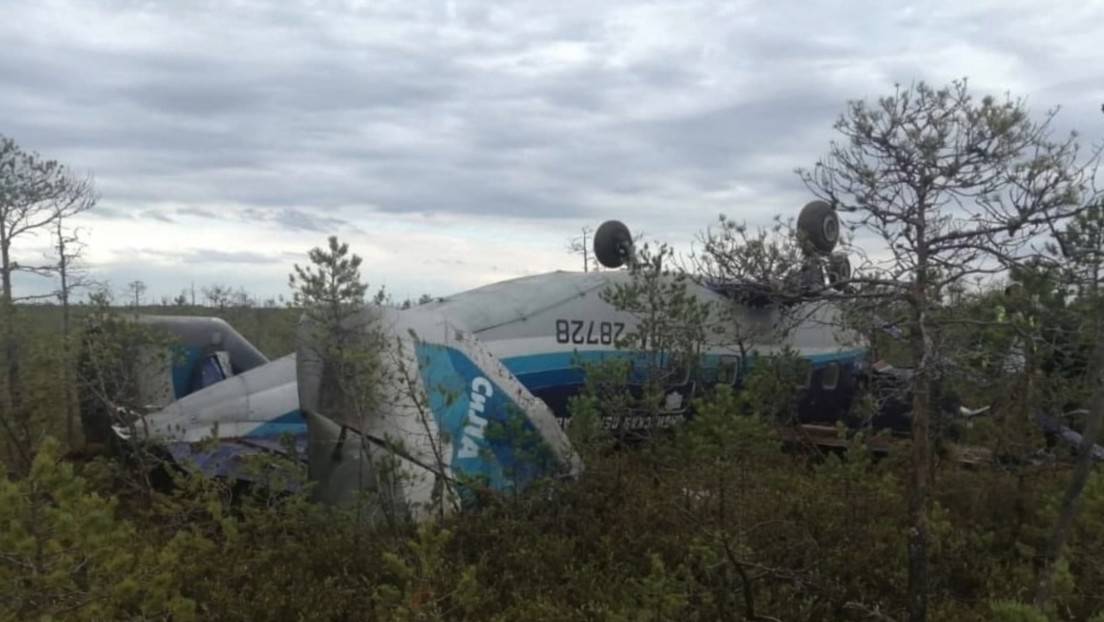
[2,0,1102,303]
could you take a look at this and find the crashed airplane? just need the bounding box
[82,201,874,516]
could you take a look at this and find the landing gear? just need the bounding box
[594,220,634,269]
[796,200,850,294]
[797,200,839,255]
[827,252,851,291]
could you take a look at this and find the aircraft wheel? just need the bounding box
[798,200,839,254]
[594,220,633,268]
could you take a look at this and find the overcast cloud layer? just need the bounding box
[2,0,1102,303]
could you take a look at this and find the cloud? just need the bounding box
[176,206,217,218]
[241,207,357,234]
[136,247,286,265]
[1,0,1101,301]
[141,210,175,223]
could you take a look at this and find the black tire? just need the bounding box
[827,252,851,290]
[797,200,839,254]
[594,220,633,268]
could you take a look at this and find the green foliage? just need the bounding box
[601,243,712,390]
[3,404,1104,622]
[693,213,806,299]
[1052,201,1104,295]
[989,600,1050,622]
[291,235,386,431]
[77,290,174,413]
[741,348,809,424]
[289,236,370,325]
[0,438,196,621]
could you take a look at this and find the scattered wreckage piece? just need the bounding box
[869,324,1103,463]
[779,424,994,466]
[1035,411,1104,462]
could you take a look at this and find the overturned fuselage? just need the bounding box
[85,267,863,518]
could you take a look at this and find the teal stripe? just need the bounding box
[171,345,206,398]
[246,410,307,438]
[501,347,867,392]
[502,347,867,375]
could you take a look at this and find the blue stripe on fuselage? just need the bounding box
[235,348,865,444]
[500,348,868,391]
[245,410,307,438]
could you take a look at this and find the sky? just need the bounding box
[2,0,1102,304]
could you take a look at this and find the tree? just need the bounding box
[290,237,393,516]
[694,214,806,290]
[1033,200,1104,607]
[126,280,147,309]
[75,288,180,490]
[202,284,233,310]
[799,80,1090,621]
[691,215,819,371]
[290,237,370,329]
[54,218,95,448]
[0,135,94,469]
[231,286,255,309]
[600,243,712,433]
[566,226,593,272]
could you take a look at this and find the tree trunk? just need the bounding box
[0,235,29,469]
[907,308,931,622]
[905,211,932,622]
[1,237,16,408]
[1033,315,1104,608]
[58,228,75,448]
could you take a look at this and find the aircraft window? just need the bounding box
[698,365,719,385]
[717,356,739,385]
[194,354,228,391]
[821,363,840,391]
[795,360,813,390]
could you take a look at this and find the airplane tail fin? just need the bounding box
[78,315,269,445]
[296,306,581,517]
[136,315,269,403]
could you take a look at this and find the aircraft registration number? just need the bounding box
[554,319,626,345]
